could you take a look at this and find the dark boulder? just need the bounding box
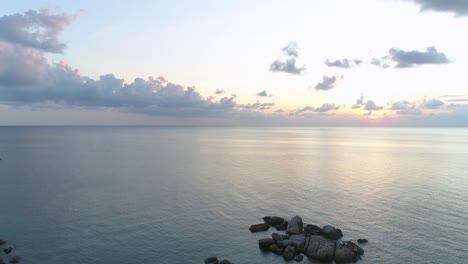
[282,245,296,260]
[357,238,368,244]
[275,222,287,231]
[269,244,279,253]
[304,224,322,235]
[258,238,275,248]
[270,217,286,226]
[8,256,20,264]
[204,256,218,264]
[294,254,304,262]
[249,223,270,233]
[272,233,283,242]
[286,216,303,235]
[346,241,364,256]
[219,260,232,264]
[321,225,343,240]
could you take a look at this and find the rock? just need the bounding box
[275,222,287,231]
[294,254,304,262]
[249,223,270,232]
[263,216,272,225]
[219,260,232,264]
[0,240,6,246]
[304,236,336,261]
[304,224,322,235]
[272,233,283,242]
[268,244,279,253]
[270,217,285,226]
[286,216,303,235]
[282,234,289,239]
[357,238,368,244]
[282,245,296,260]
[282,239,303,247]
[258,238,275,248]
[8,256,20,264]
[0,256,5,264]
[321,225,343,240]
[3,247,13,254]
[346,241,364,256]
[204,256,218,264]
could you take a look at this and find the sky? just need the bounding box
[0,0,468,126]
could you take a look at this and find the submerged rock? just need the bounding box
[219,260,232,264]
[8,256,20,264]
[204,256,218,264]
[286,216,303,235]
[3,247,12,254]
[249,223,270,232]
[357,238,368,244]
[0,240,6,246]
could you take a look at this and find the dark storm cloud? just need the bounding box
[314,75,342,91]
[270,42,306,75]
[410,0,468,16]
[0,9,76,53]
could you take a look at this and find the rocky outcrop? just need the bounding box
[251,215,366,263]
[286,216,303,235]
[357,238,368,244]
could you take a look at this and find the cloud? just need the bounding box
[241,101,275,110]
[270,42,306,75]
[352,95,365,109]
[364,100,383,112]
[256,90,272,97]
[296,103,340,114]
[391,100,422,115]
[314,75,343,91]
[324,58,362,68]
[0,9,76,53]
[409,0,468,16]
[390,46,451,68]
[215,89,225,95]
[447,98,468,103]
[0,42,48,85]
[421,98,445,109]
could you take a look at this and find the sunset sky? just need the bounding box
[1,0,467,126]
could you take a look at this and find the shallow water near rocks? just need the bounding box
[0,126,467,263]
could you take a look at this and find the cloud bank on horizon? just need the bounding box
[0,1,467,126]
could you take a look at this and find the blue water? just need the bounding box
[0,127,467,263]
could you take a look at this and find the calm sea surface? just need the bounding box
[0,127,467,263]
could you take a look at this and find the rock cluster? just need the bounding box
[255,215,366,263]
[0,240,21,263]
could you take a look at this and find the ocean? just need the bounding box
[0,127,467,263]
